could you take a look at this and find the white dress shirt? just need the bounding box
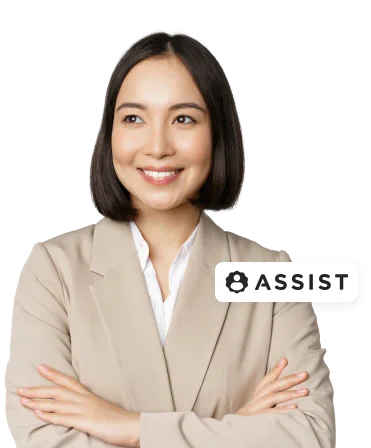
[129,220,199,346]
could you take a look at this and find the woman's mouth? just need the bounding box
[137,168,184,185]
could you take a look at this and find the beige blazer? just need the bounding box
[5,210,336,447]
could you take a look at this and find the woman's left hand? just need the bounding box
[17,364,141,448]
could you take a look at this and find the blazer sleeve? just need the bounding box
[139,249,336,448]
[4,242,122,447]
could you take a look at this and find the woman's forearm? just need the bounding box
[125,412,141,448]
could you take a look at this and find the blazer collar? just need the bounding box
[89,210,231,413]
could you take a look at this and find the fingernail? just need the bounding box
[278,358,286,367]
[296,371,307,378]
[39,365,49,371]
[297,388,308,394]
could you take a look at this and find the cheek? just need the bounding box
[111,128,139,167]
[179,130,212,170]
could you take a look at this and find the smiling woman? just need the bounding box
[90,35,245,221]
[5,31,335,448]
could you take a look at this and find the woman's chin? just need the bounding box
[132,193,192,212]
[137,197,179,211]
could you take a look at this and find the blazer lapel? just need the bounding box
[88,210,231,413]
[163,211,231,411]
[89,217,173,413]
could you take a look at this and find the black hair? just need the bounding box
[90,32,245,221]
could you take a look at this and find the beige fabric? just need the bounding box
[4,210,335,447]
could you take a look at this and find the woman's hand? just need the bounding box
[17,364,141,448]
[235,357,309,416]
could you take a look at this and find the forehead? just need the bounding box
[115,56,205,107]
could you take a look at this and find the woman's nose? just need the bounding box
[145,127,174,158]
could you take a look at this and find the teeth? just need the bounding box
[143,170,180,178]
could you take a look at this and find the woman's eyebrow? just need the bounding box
[115,102,207,114]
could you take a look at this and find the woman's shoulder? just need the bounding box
[224,229,290,262]
[44,221,95,251]
[26,221,99,273]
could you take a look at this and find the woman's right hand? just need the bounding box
[235,357,309,416]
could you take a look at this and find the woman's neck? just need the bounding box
[131,202,201,261]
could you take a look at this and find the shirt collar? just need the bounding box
[129,220,199,271]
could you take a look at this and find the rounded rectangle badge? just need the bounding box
[215,262,358,302]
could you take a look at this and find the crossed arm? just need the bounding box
[5,243,335,447]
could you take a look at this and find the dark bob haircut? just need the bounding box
[90,32,245,222]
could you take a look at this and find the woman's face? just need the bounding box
[111,56,212,212]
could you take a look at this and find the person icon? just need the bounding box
[226,271,248,293]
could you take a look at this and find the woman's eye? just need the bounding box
[174,115,196,125]
[122,115,144,124]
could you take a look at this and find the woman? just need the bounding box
[5,32,335,447]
